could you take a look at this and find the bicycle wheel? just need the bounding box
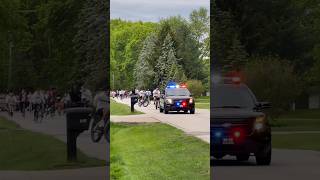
[91,118,104,143]
[143,99,150,107]
[104,120,110,143]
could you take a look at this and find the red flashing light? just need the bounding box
[231,128,245,143]
[180,83,187,88]
[182,101,187,107]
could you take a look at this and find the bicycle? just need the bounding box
[91,110,109,143]
[138,95,150,107]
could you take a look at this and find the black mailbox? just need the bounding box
[130,95,139,112]
[65,107,93,161]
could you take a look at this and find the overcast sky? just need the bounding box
[111,0,210,22]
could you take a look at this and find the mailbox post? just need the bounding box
[130,94,138,112]
[65,107,93,161]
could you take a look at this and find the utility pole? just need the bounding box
[7,31,13,90]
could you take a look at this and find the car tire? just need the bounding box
[164,109,169,114]
[190,108,195,114]
[236,154,250,161]
[160,107,163,113]
[255,141,272,165]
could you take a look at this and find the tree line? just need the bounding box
[111,8,210,93]
[211,0,320,116]
[0,0,108,92]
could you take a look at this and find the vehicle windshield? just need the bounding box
[166,88,190,96]
[212,85,255,109]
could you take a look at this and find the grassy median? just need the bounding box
[111,99,144,116]
[110,123,210,180]
[0,117,105,170]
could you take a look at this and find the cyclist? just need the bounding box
[91,88,110,142]
[32,90,44,122]
[19,89,27,117]
[81,85,93,106]
[5,91,17,116]
[153,88,161,107]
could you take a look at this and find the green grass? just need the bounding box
[110,123,210,180]
[272,118,320,131]
[196,96,210,109]
[0,117,105,170]
[272,109,320,131]
[273,133,320,151]
[279,109,320,119]
[111,100,144,116]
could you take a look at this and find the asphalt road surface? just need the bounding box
[212,149,320,180]
[112,97,210,143]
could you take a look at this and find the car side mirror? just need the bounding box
[257,102,271,109]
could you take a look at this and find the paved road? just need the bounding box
[0,112,108,180]
[112,98,210,143]
[212,149,320,180]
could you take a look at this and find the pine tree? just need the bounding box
[224,35,248,72]
[134,34,157,89]
[73,0,109,90]
[155,34,185,90]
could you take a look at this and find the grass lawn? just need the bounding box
[111,100,144,116]
[0,117,105,170]
[273,133,320,151]
[272,109,320,131]
[196,96,210,109]
[110,123,210,180]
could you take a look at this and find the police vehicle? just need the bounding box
[211,76,272,165]
[159,82,195,114]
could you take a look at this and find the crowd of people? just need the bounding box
[2,85,109,123]
[110,88,161,108]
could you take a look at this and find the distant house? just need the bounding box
[295,86,320,110]
[308,86,320,109]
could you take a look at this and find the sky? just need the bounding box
[111,0,210,22]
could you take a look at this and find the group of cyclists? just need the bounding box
[110,88,161,109]
[4,88,66,121]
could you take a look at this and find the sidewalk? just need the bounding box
[111,98,210,143]
[0,112,108,180]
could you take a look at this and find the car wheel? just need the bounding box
[236,154,250,161]
[190,108,195,114]
[255,141,272,165]
[160,106,163,113]
[164,109,169,114]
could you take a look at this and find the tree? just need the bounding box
[134,34,157,89]
[224,35,248,71]
[155,34,184,90]
[186,80,205,97]
[244,56,301,119]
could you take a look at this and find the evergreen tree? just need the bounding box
[73,0,109,90]
[155,34,185,90]
[224,35,248,71]
[134,34,157,89]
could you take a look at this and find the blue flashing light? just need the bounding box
[214,131,223,138]
[166,81,179,89]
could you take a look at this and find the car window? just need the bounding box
[166,88,190,97]
[212,85,256,108]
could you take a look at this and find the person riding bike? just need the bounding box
[91,89,110,142]
[6,91,17,117]
[32,90,44,122]
[153,88,161,109]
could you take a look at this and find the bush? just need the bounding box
[244,56,302,119]
[186,80,205,97]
